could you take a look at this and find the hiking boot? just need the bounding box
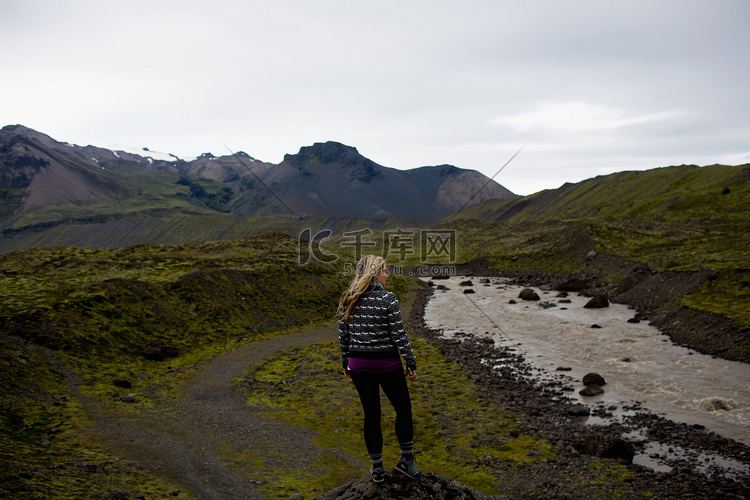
[395,456,420,479]
[370,465,385,483]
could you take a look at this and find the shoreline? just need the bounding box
[407,278,750,498]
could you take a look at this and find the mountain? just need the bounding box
[0,125,517,235]
[246,141,516,219]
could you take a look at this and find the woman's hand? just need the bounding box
[406,369,417,382]
[343,368,351,379]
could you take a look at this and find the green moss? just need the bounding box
[683,271,750,329]
[240,338,552,498]
[0,232,354,498]
[587,461,637,498]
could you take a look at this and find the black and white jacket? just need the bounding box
[339,287,417,371]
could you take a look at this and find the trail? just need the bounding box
[84,323,339,500]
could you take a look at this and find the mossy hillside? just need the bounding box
[0,330,190,498]
[683,271,750,330]
[5,171,225,230]
[239,337,553,499]
[453,163,750,224]
[0,397,189,500]
[0,212,431,255]
[0,233,352,498]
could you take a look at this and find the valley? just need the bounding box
[1,126,748,498]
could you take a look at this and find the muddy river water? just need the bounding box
[422,276,750,449]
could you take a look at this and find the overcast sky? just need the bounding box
[2,1,748,195]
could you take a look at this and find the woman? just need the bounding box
[338,254,419,483]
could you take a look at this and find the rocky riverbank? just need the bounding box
[400,278,750,499]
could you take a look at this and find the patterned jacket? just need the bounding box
[339,287,417,371]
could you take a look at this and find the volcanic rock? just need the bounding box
[582,373,606,386]
[518,288,540,301]
[583,294,609,308]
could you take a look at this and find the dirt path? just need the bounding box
[85,323,340,499]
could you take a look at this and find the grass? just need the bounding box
[239,337,552,498]
[0,232,353,498]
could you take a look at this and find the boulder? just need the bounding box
[113,379,132,389]
[518,288,540,301]
[582,373,606,386]
[141,340,180,361]
[576,435,635,463]
[317,470,495,499]
[459,280,474,286]
[141,344,165,361]
[556,277,589,291]
[567,404,591,417]
[579,385,604,397]
[462,289,475,294]
[583,295,609,308]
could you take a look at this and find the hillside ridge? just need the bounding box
[0,125,516,233]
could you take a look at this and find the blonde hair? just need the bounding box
[338,254,386,323]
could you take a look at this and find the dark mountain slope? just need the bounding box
[255,142,517,219]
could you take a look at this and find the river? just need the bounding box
[422,276,750,449]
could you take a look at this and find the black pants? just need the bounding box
[350,368,413,456]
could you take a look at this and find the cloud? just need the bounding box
[491,102,680,133]
[1,0,749,196]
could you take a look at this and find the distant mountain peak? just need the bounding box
[284,141,361,166]
[283,141,385,183]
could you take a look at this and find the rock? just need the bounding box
[579,385,604,397]
[113,378,132,389]
[508,299,517,304]
[141,344,165,361]
[568,404,591,417]
[582,373,606,386]
[162,346,179,358]
[479,278,491,284]
[577,435,635,463]
[83,463,106,474]
[586,250,597,259]
[316,470,496,499]
[583,294,609,308]
[518,288,540,301]
[290,494,304,500]
[120,394,138,403]
[459,280,474,286]
[463,289,475,294]
[142,340,179,361]
[627,318,640,323]
[556,277,589,291]
[556,366,572,371]
[590,324,602,329]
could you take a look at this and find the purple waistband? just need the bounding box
[347,357,402,374]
